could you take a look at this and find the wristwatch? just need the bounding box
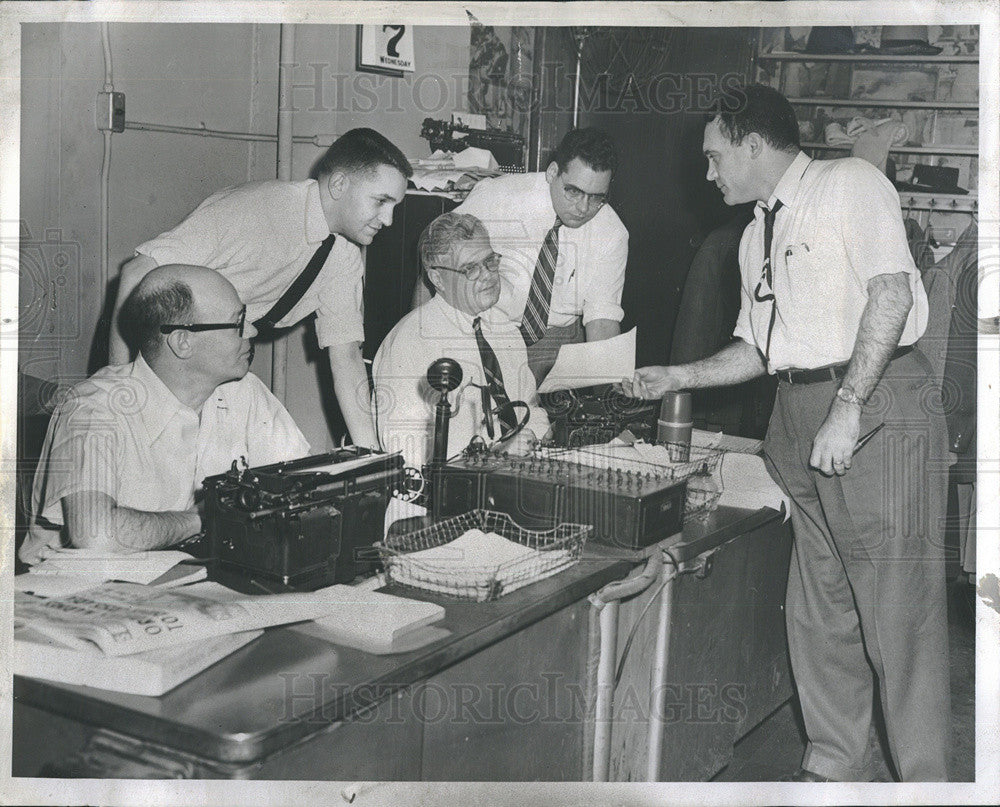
[835,385,866,406]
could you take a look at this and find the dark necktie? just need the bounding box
[519,219,562,346]
[474,316,519,435]
[253,234,336,331]
[754,199,783,363]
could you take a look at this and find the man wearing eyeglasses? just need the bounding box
[622,85,948,782]
[108,128,411,450]
[21,265,309,565]
[374,213,548,467]
[429,127,627,384]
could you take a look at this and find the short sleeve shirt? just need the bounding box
[136,179,365,348]
[733,152,928,371]
[22,357,310,564]
[456,173,629,327]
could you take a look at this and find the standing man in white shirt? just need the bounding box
[623,85,949,782]
[417,128,628,385]
[109,128,411,450]
[374,213,547,467]
[24,264,310,565]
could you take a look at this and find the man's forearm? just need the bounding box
[677,339,767,389]
[584,318,621,342]
[63,491,200,553]
[111,506,201,552]
[328,342,379,448]
[808,272,913,476]
[841,273,913,400]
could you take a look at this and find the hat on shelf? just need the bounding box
[895,164,967,195]
[878,25,943,56]
[804,26,857,54]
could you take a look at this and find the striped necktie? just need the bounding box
[519,219,562,346]
[473,316,519,435]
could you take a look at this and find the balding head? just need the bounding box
[119,264,242,361]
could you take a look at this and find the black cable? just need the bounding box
[613,549,691,688]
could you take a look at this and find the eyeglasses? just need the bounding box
[160,305,248,337]
[560,181,608,210]
[431,252,502,281]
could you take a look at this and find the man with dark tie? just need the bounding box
[416,128,628,385]
[109,128,411,449]
[373,213,548,467]
[622,84,949,782]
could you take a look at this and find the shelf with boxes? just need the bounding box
[800,141,976,157]
[758,52,978,65]
[755,26,980,210]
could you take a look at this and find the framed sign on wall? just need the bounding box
[356,24,415,77]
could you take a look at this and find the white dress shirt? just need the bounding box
[372,294,549,467]
[455,173,629,328]
[733,152,928,372]
[136,179,365,349]
[23,356,310,564]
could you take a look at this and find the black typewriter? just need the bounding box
[539,385,659,447]
[420,118,526,172]
[201,448,404,592]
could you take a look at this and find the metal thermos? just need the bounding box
[658,391,693,462]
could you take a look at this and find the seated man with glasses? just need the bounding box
[21,264,309,564]
[415,127,628,384]
[374,213,549,467]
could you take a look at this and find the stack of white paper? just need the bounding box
[389,529,573,599]
[15,549,206,597]
[717,452,789,516]
[537,328,637,393]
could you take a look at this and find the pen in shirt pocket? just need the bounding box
[784,243,810,266]
[853,422,885,455]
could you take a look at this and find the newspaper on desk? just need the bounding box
[15,580,383,656]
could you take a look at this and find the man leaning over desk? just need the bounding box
[22,265,309,566]
[109,128,411,449]
[415,128,628,385]
[374,212,548,467]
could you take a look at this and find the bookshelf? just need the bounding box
[755,28,980,227]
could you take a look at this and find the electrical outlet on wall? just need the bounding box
[97,92,125,133]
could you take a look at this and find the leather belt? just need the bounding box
[776,345,914,384]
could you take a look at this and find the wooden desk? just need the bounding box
[13,506,792,781]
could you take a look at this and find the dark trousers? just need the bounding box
[763,349,950,781]
[526,319,584,386]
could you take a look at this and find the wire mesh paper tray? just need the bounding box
[377,510,590,602]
